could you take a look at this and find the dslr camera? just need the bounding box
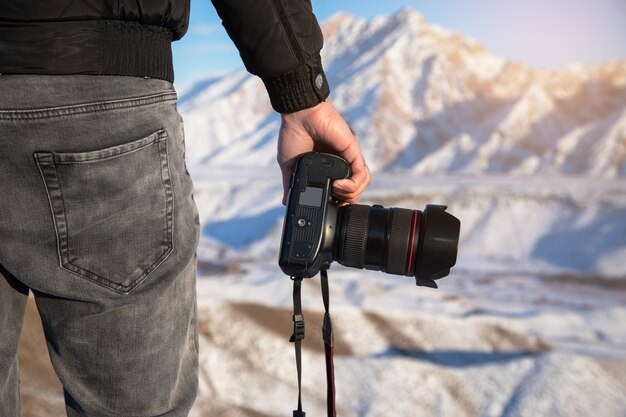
[279,152,460,287]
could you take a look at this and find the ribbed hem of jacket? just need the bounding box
[0,20,174,82]
[261,63,330,113]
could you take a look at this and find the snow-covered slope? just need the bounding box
[179,8,626,177]
[179,12,626,415]
[17,9,626,417]
[179,7,626,280]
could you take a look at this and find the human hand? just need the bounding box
[277,100,371,205]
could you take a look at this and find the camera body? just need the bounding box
[279,152,349,278]
[279,152,460,286]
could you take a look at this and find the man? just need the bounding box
[0,0,370,416]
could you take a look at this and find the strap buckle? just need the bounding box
[290,314,305,342]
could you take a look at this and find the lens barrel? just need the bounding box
[334,204,459,287]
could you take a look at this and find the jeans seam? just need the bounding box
[160,132,176,266]
[34,156,66,270]
[0,91,177,120]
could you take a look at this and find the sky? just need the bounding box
[172,0,626,88]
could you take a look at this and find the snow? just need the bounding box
[16,8,626,417]
[178,8,626,178]
[178,166,626,416]
[188,262,626,416]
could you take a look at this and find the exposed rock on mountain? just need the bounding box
[180,8,626,177]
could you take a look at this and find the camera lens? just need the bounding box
[334,204,460,287]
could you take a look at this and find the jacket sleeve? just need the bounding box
[210,0,330,113]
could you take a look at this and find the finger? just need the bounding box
[334,178,369,204]
[334,153,370,190]
[333,160,371,203]
[281,179,289,206]
[333,131,362,165]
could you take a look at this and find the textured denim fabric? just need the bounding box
[0,75,200,417]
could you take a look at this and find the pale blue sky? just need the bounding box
[172,0,626,88]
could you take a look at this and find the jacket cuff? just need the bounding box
[261,63,330,114]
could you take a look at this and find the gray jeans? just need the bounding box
[0,75,200,416]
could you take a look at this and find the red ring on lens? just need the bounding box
[406,210,419,274]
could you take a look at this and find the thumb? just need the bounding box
[279,159,296,206]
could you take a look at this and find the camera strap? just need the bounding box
[289,276,306,417]
[320,269,337,417]
[289,269,337,417]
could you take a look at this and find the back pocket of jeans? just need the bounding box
[33,130,174,293]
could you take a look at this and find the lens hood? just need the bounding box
[414,205,460,288]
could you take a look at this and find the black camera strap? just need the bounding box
[289,270,337,417]
[289,276,306,417]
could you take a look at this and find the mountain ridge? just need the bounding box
[179,7,626,177]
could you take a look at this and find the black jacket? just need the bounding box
[0,0,329,113]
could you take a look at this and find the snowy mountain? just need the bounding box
[179,7,626,177]
[180,8,626,280]
[17,10,626,417]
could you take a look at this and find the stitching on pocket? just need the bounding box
[33,129,174,293]
[46,130,165,164]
